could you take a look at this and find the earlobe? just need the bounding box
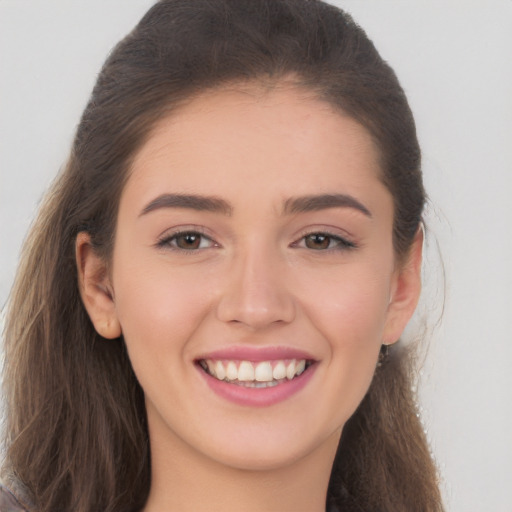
[382,227,424,345]
[76,232,122,339]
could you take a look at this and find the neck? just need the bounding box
[143,422,340,512]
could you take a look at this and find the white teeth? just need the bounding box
[239,380,279,388]
[238,361,255,381]
[200,358,310,384]
[206,360,217,377]
[254,361,273,382]
[286,360,296,380]
[214,360,226,380]
[226,361,238,381]
[272,361,286,380]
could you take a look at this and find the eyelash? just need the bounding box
[157,230,356,253]
[157,230,217,252]
[292,231,357,251]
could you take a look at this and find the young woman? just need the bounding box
[1,1,444,511]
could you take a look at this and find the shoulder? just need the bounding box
[0,481,31,512]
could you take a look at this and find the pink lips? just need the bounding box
[195,346,317,407]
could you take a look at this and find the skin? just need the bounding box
[77,82,422,512]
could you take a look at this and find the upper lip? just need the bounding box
[195,346,317,362]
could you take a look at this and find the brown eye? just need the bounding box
[158,231,215,251]
[304,234,332,250]
[297,232,355,251]
[175,233,202,249]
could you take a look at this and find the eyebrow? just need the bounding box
[140,193,232,216]
[283,194,372,217]
[139,192,371,218]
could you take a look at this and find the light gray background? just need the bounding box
[1,1,511,511]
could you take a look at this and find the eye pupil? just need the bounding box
[305,234,330,250]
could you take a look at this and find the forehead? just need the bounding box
[125,83,387,211]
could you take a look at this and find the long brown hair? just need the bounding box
[2,1,443,511]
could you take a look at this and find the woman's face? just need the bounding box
[107,84,408,471]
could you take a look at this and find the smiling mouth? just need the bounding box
[198,359,314,388]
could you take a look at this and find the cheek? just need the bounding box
[299,263,392,349]
[111,251,216,367]
[320,274,389,371]
[294,263,392,423]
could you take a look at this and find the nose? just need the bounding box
[215,244,296,330]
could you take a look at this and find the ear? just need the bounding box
[382,227,423,345]
[76,232,121,339]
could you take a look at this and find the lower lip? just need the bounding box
[197,364,316,407]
